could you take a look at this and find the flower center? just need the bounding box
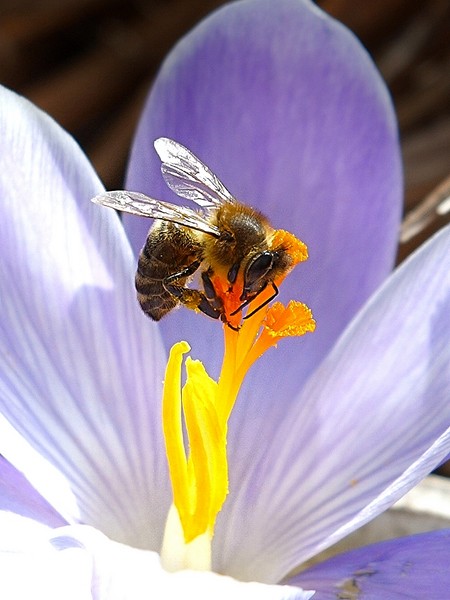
[160,230,315,571]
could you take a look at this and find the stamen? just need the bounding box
[160,229,315,570]
[242,301,316,374]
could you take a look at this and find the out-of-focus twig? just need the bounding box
[401,174,450,243]
[398,174,450,261]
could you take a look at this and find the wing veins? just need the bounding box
[91,191,220,237]
[155,138,235,208]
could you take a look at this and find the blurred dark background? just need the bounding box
[0,0,449,261]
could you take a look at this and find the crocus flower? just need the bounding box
[1,0,450,598]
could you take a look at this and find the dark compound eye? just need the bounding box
[245,252,274,287]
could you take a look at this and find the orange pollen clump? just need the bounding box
[270,229,309,267]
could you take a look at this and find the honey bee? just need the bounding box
[92,138,296,329]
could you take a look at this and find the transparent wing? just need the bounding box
[91,191,220,236]
[154,137,236,208]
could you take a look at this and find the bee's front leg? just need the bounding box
[201,269,241,331]
[201,269,225,313]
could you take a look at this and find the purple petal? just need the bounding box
[290,530,450,599]
[125,0,402,399]
[0,87,170,550]
[124,0,403,575]
[0,456,66,527]
[216,224,450,581]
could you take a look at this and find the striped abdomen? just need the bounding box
[135,221,203,320]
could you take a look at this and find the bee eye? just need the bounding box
[245,252,274,288]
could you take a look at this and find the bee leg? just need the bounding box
[196,295,222,320]
[243,282,279,319]
[201,270,224,312]
[229,282,279,319]
[165,283,222,320]
[229,282,267,316]
[163,262,222,320]
[163,259,202,285]
[201,270,241,331]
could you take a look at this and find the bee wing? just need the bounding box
[91,191,220,237]
[154,137,235,208]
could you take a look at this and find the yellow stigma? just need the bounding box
[162,341,228,545]
[160,229,315,571]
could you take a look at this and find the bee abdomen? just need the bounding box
[135,221,203,321]
[135,267,178,321]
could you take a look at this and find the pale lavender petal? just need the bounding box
[125,0,402,403]
[216,224,450,582]
[0,87,170,550]
[0,456,66,527]
[290,530,450,599]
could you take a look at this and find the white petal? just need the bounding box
[10,523,313,600]
[0,513,93,600]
